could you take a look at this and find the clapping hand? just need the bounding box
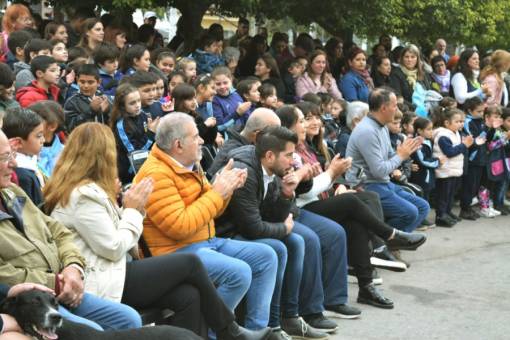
[213,159,248,199]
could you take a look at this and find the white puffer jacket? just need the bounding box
[433,127,464,178]
[51,183,143,302]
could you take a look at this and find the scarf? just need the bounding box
[401,66,418,89]
[470,70,481,89]
[431,70,451,93]
[354,69,375,90]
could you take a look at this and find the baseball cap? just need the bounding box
[144,11,157,20]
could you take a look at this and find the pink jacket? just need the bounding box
[482,74,508,106]
[295,72,343,100]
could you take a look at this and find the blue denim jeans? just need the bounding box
[366,182,430,232]
[295,209,348,315]
[493,177,509,207]
[237,233,305,328]
[59,292,142,330]
[176,237,278,330]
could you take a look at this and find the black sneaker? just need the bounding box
[324,304,361,319]
[279,318,328,340]
[447,212,462,221]
[459,208,478,221]
[302,313,338,333]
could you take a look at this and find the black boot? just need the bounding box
[386,229,426,251]
[217,322,271,340]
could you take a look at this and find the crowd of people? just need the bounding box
[0,3,509,340]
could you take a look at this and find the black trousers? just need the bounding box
[460,164,485,210]
[121,253,234,337]
[354,191,387,251]
[304,192,394,287]
[436,177,461,217]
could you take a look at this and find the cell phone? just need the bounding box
[356,167,365,180]
[478,131,487,139]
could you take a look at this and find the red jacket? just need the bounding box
[16,81,60,108]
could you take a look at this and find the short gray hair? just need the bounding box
[223,46,241,63]
[346,101,369,129]
[156,112,195,152]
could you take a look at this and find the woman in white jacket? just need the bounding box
[43,122,269,340]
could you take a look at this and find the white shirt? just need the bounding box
[169,155,194,171]
[262,165,275,199]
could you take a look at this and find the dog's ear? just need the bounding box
[0,296,17,315]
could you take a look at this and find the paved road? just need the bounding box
[328,210,510,340]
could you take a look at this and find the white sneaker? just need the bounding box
[490,207,501,216]
[370,257,407,272]
[480,208,497,218]
[471,197,479,206]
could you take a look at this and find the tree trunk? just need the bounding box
[173,0,210,56]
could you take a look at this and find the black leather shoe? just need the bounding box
[218,322,271,340]
[435,215,456,227]
[386,230,426,251]
[357,283,394,309]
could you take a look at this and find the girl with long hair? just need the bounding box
[451,48,491,105]
[77,18,104,57]
[295,50,343,100]
[480,49,510,106]
[109,83,159,184]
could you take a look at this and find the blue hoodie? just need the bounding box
[212,89,245,132]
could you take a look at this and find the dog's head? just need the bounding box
[0,290,63,340]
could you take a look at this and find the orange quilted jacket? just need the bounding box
[133,145,228,255]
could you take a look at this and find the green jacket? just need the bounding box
[0,185,86,289]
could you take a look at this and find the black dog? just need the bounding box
[0,290,200,340]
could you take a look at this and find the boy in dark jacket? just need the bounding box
[6,29,32,70]
[16,56,60,108]
[14,38,52,90]
[124,71,164,119]
[64,64,110,132]
[3,108,45,206]
[93,43,123,100]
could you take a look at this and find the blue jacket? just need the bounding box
[410,139,439,191]
[197,101,213,120]
[212,90,244,132]
[144,102,166,119]
[191,49,225,74]
[38,134,65,177]
[98,69,123,99]
[463,115,488,165]
[339,70,370,103]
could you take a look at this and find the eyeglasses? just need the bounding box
[0,151,16,164]
[17,16,33,24]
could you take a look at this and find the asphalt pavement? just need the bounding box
[328,209,510,340]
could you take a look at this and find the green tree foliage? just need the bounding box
[52,0,510,51]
